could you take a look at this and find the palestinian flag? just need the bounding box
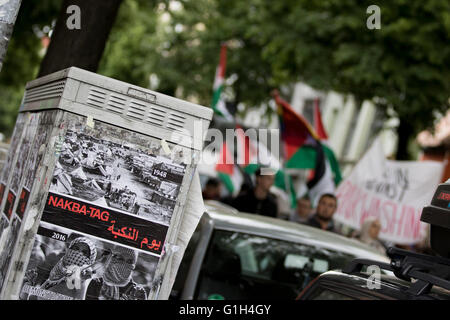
[272,90,341,204]
[211,43,233,121]
[215,126,256,195]
[272,90,320,161]
[236,137,297,207]
[215,124,289,198]
[215,142,244,195]
[285,143,342,187]
[312,98,342,186]
[274,169,297,208]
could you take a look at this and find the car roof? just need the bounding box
[314,270,450,300]
[204,200,389,263]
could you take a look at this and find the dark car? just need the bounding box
[297,246,450,300]
[170,200,389,300]
[299,180,450,300]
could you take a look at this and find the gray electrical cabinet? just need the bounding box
[0,67,213,300]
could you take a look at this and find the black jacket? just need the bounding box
[305,214,337,233]
[231,190,278,218]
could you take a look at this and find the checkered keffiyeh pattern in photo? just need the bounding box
[45,237,97,286]
[63,249,91,267]
[65,237,97,266]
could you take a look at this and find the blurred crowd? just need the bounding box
[201,169,433,257]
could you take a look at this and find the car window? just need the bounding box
[304,281,383,300]
[309,287,355,300]
[194,230,356,300]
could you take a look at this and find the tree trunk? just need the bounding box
[396,116,414,160]
[38,0,122,77]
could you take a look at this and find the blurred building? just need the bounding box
[289,82,398,177]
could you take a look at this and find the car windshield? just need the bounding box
[195,230,355,300]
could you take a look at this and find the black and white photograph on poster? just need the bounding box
[0,113,39,224]
[0,114,27,189]
[22,112,57,192]
[0,217,20,288]
[0,117,26,239]
[9,113,40,196]
[0,113,57,289]
[50,128,186,225]
[0,114,27,245]
[0,217,7,241]
[19,222,159,300]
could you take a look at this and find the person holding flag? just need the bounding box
[272,90,342,208]
[211,44,276,208]
[211,43,234,122]
[210,43,247,199]
[230,166,278,217]
[209,45,302,219]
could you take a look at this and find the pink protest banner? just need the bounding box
[334,137,444,244]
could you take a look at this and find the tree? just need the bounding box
[99,0,276,112]
[38,0,123,76]
[0,0,124,136]
[116,0,449,160]
[235,0,450,159]
[99,0,160,88]
[0,0,61,136]
[3,0,447,160]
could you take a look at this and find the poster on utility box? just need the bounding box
[19,118,187,300]
[0,112,48,291]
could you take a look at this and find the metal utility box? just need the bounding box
[0,67,213,300]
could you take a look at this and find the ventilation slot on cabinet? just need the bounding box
[167,113,186,131]
[24,80,66,103]
[86,88,107,109]
[146,107,165,127]
[107,94,126,114]
[127,100,147,120]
